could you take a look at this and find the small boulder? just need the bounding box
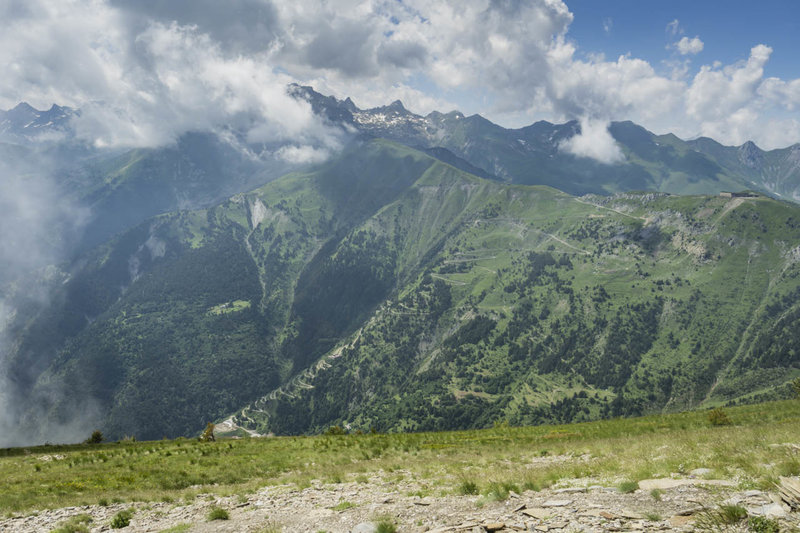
[351,522,378,533]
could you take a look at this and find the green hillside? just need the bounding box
[10,139,800,441]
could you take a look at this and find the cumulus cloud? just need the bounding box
[0,0,344,153]
[560,118,624,164]
[1,0,800,157]
[675,36,704,55]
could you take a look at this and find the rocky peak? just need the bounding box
[738,140,763,168]
[4,102,39,123]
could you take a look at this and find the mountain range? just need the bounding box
[2,88,800,443]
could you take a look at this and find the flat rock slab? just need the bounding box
[521,508,550,519]
[541,499,573,507]
[554,487,587,494]
[638,478,735,490]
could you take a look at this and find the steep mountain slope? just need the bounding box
[9,139,800,442]
[7,140,435,441]
[688,137,800,201]
[228,161,800,435]
[72,132,292,251]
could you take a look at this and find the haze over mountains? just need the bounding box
[1,87,800,445]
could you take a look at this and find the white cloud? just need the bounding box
[675,36,704,55]
[1,0,800,151]
[666,19,681,36]
[275,144,331,164]
[560,118,624,164]
[603,17,613,35]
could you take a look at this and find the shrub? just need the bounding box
[707,408,732,426]
[617,480,638,493]
[110,509,133,529]
[207,506,229,521]
[199,423,216,442]
[750,515,780,533]
[791,377,800,398]
[375,520,397,533]
[457,479,479,495]
[85,430,104,444]
[331,501,356,511]
[485,481,518,501]
[695,504,747,530]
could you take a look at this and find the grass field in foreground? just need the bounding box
[2,399,800,514]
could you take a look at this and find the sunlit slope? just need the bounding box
[234,170,800,435]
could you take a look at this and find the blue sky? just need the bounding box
[567,0,800,80]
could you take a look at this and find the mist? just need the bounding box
[0,143,97,447]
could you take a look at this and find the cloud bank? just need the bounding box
[2,0,800,154]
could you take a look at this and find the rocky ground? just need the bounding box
[1,471,796,532]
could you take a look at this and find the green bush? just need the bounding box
[695,504,747,530]
[707,408,732,426]
[457,479,479,495]
[617,480,638,493]
[750,515,780,533]
[199,423,216,442]
[207,506,229,521]
[331,501,356,511]
[791,377,800,398]
[85,430,104,444]
[110,509,133,529]
[375,520,397,533]
[484,481,518,501]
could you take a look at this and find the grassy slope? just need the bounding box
[1,399,800,513]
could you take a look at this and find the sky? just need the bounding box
[2,0,800,151]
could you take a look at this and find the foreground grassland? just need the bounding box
[2,400,800,515]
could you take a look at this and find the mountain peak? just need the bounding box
[6,102,39,120]
[342,97,357,112]
[11,102,37,113]
[384,100,407,113]
[738,140,763,168]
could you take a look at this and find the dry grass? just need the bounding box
[1,400,800,513]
